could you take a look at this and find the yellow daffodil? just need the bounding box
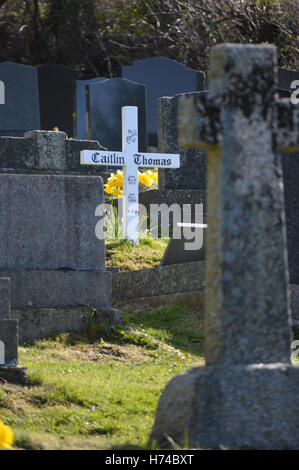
[0,419,13,450]
[104,169,158,198]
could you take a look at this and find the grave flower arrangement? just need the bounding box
[104,169,157,198]
[0,419,13,450]
[104,169,157,240]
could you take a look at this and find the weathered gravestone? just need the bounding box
[150,44,299,450]
[88,79,147,152]
[0,130,119,343]
[0,62,40,136]
[0,278,28,384]
[158,92,207,190]
[37,64,80,137]
[121,57,205,147]
[74,77,108,140]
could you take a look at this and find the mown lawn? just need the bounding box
[0,304,205,450]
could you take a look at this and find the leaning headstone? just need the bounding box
[121,57,205,147]
[37,64,80,137]
[0,278,28,385]
[74,77,108,139]
[88,78,148,152]
[150,44,299,450]
[158,92,207,190]
[0,61,40,136]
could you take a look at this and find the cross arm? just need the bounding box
[177,92,222,150]
[275,99,299,153]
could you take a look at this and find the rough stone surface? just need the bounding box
[1,270,111,309]
[0,173,105,271]
[0,278,10,320]
[12,306,122,344]
[112,261,205,300]
[150,364,299,450]
[0,132,107,175]
[0,366,28,385]
[0,320,18,365]
[158,93,207,190]
[151,44,299,450]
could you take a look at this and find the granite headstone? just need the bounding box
[121,57,204,147]
[37,64,80,137]
[88,78,147,152]
[74,77,108,139]
[0,61,40,136]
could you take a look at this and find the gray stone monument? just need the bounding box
[88,78,147,152]
[0,278,28,384]
[37,64,80,138]
[0,61,40,136]
[74,77,108,140]
[158,92,207,191]
[150,44,299,450]
[0,131,120,342]
[121,57,205,147]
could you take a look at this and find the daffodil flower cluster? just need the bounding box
[104,169,158,198]
[0,419,13,450]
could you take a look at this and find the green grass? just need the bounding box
[0,303,204,450]
[106,238,169,271]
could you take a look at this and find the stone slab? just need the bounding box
[0,173,105,270]
[0,320,18,365]
[112,261,205,300]
[0,278,10,320]
[0,366,28,385]
[158,93,207,190]
[37,64,80,138]
[160,231,206,266]
[74,77,108,139]
[12,305,122,344]
[88,78,147,152]
[121,57,204,146]
[290,284,299,320]
[0,61,40,136]
[1,270,111,309]
[150,363,299,449]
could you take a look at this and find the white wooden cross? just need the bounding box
[81,106,180,244]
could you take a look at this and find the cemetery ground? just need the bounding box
[0,303,204,450]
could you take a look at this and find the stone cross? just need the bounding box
[150,44,299,450]
[81,106,180,244]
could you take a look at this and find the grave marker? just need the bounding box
[0,62,40,136]
[151,44,299,450]
[88,78,147,152]
[74,77,108,139]
[81,106,180,243]
[0,278,27,384]
[37,64,80,137]
[121,57,205,147]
